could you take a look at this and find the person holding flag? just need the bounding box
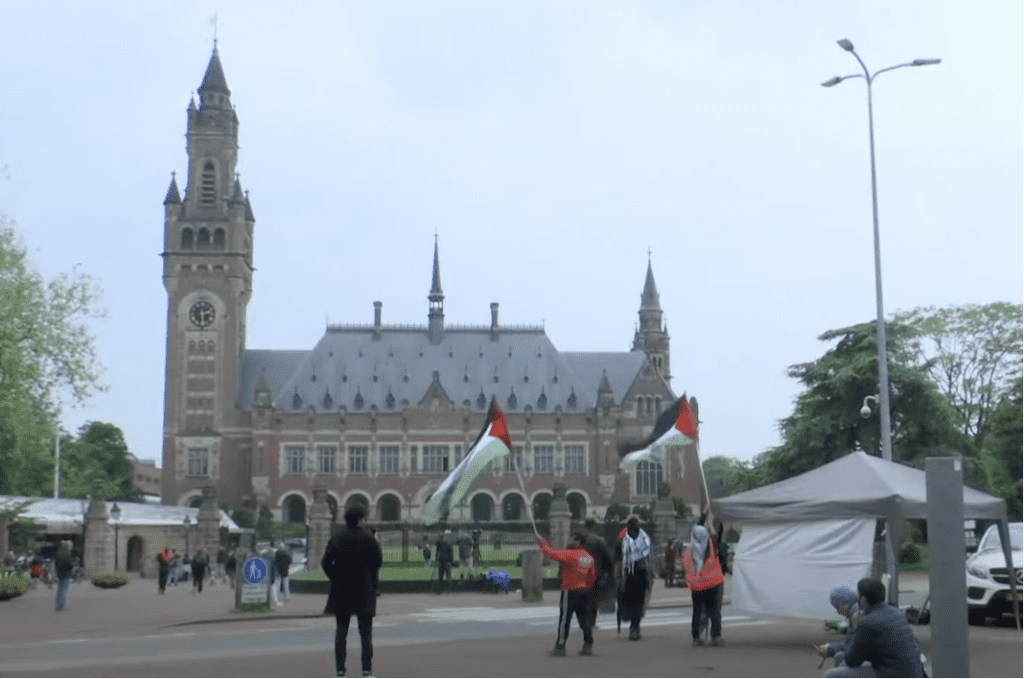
[536,528,599,657]
[423,399,514,525]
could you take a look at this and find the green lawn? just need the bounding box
[294,563,557,582]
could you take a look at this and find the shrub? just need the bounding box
[92,570,131,588]
[899,542,922,565]
[0,573,30,599]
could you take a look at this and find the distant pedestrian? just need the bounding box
[156,548,172,594]
[537,530,598,657]
[457,532,473,580]
[322,505,383,678]
[471,528,482,567]
[225,549,237,589]
[664,539,677,587]
[53,541,74,612]
[168,550,180,586]
[615,514,653,641]
[191,551,208,593]
[422,542,432,570]
[275,544,292,602]
[435,533,454,594]
[216,546,228,583]
[683,522,725,646]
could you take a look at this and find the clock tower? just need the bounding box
[160,46,255,506]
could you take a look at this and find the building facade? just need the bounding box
[159,48,705,524]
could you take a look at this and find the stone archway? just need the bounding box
[283,495,307,524]
[502,493,525,521]
[471,494,493,522]
[126,536,145,571]
[567,492,587,521]
[378,494,401,522]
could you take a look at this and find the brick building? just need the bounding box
[159,47,706,524]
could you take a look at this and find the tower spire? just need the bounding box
[428,233,444,344]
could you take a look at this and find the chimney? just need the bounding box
[490,303,499,341]
[373,301,382,338]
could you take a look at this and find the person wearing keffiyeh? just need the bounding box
[614,515,653,641]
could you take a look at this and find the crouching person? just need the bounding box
[536,529,598,657]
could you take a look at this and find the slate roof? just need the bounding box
[0,496,240,533]
[238,328,650,415]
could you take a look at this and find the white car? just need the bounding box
[966,522,1022,624]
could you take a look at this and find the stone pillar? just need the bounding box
[83,497,113,576]
[0,514,9,559]
[521,548,543,602]
[308,487,332,573]
[197,485,221,557]
[549,481,572,548]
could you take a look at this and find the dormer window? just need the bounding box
[200,161,217,208]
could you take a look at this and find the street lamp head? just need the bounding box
[837,39,855,52]
[912,58,941,66]
[109,501,121,522]
[821,76,844,88]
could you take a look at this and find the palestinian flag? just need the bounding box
[423,399,513,525]
[619,395,697,469]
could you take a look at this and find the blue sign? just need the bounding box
[243,557,268,584]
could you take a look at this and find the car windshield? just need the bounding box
[979,523,1023,552]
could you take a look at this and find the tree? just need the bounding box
[758,321,974,486]
[702,456,760,495]
[980,378,1022,520]
[0,212,105,495]
[59,422,136,500]
[895,303,1023,442]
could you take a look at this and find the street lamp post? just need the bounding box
[109,502,121,571]
[822,39,940,463]
[183,516,192,556]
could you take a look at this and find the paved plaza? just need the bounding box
[0,571,1020,677]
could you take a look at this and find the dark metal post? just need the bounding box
[926,458,969,677]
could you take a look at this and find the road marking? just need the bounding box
[46,638,87,644]
[144,632,196,639]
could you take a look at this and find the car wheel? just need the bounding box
[967,609,987,626]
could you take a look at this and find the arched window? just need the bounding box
[283,495,306,524]
[635,460,664,496]
[213,228,225,249]
[471,494,493,522]
[646,397,653,414]
[637,397,643,414]
[378,495,401,522]
[181,228,194,249]
[532,493,551,521]
[502,494,524,521]
[197,228,211,250]
[567,493,586,521]
[200,161,217,208]
[188,496,203,508]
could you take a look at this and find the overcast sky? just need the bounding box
[2,1,1020,469]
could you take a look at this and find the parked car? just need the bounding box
[966,522,1022,624]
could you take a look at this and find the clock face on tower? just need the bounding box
[189,300,216,328]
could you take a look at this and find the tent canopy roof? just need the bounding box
[712,451,1006,524]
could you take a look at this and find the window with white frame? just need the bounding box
[635,460,663,496]
[503,446,524,474]
[187,448,209,476]
[564,445,585,475]
[349,445,368,474]
[317,445,336,474]
[423,445,449,473]
[379,445,399,475]
[285,445,305,474]
[533,444,554,474]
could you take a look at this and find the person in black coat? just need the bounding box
[322,505,383,678]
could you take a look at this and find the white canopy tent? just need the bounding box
[711,451,1011,618]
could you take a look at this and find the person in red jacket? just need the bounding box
[537,530,598,657]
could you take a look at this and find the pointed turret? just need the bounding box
[198,46,231,110]
[244,190,255,222]
[632,256,671,381]
[640,259,661,311]
[428,235,444,344]
[164,172,182,205]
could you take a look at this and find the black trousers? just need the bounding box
[556,589,595,646]
[157,568,169,592]
[335,613,373,674]
[691,585,722,639]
